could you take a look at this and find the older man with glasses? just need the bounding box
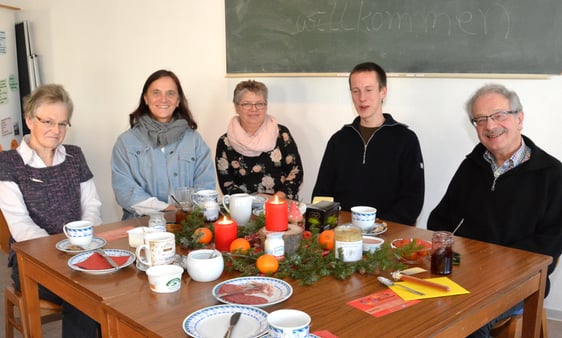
[428,83,562,338]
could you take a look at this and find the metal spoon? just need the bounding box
[170,194,183,208]
[377,276,425,296]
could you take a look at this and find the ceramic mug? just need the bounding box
[63,221,94,247]
[135,232,176,267]
[267,309,311,338]
[222,193,253,226]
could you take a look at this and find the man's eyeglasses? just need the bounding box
[470,111,518,127]
[35,116,71,129]
[238,102,267,110]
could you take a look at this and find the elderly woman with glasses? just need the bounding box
[215,80,303,201]
[0,84,102,337]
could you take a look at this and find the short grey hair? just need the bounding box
[232,80,268,104]
[23,84,74,120]
[465,83,523,120]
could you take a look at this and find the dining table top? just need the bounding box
[13,211,552,337]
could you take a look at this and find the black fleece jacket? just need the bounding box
[312,114,425,226]
[428,135,562,296]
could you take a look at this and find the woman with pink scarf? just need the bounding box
[215,80,303,201]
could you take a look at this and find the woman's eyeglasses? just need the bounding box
[238,102,267,110]
[35,116,71,129]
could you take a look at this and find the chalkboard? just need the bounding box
[225,0,562,75]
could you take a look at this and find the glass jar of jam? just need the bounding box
[334,224,363,262]
[431,231,454,275]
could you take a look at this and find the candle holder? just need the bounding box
[265,195,288,232]
[214,216,238,252]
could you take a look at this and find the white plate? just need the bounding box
[182,304,268,338]
[212,276,292,307]
[263,335,320,338]
[68,249,136,274]
[56,237,107,253]
[362,222,388,236]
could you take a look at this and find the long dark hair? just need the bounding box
[128,69,198,129]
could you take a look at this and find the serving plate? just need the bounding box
[391,238,432,264]
[212,276,292,307]
[56,237,106,253]
[182,304,268,338]
[68,249,135,274]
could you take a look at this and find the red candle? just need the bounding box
[214,216,238,252]
[265,195,288,231]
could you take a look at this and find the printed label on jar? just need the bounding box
[335,240,362,262]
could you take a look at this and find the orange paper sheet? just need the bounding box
[389,277,470,301]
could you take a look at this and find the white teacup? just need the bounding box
[267,309,311,338]
[146,264,183,293]
[351,206,377,232]
[127,227,159,248]
[185,249,224,282]
[222,193,253,226]
[135,232,176,267]
[63,221,94,247]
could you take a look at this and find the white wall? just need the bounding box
[9,0,562,315]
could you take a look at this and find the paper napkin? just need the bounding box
[348,289,420,318]
[389,277,470,301]
[74,252,130,270]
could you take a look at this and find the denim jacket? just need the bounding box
[111,126,216,219]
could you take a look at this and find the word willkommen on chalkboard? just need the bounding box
[225,0,562,75]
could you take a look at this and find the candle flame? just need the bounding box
[273,195,279,203]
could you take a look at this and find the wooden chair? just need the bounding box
[489,310,548,338]
[1,210,62,338]
[490,257,558,338]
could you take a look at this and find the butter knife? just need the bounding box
[95,249,119,270]
[223,312,241,338]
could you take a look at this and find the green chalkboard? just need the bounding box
[225,0,562,75]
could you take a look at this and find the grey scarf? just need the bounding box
[138,114,188,147]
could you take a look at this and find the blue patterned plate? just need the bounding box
[56,237,107,253]
[212,276,292,307]
[68,249,135,274]
[182,304,268,338]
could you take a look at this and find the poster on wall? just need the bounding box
[0,9,23,151]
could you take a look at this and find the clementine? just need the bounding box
[230,238,251,253]
[318,229,335,250]
[194,227,213,244]
[256,254,279,274]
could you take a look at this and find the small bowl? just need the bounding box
[185,249,224,282]
[391,238,432,263]
[362,236,384,253]
[146,264,183,293]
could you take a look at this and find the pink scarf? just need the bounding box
[226,115,279,157]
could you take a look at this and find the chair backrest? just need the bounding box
[0,210,11,254]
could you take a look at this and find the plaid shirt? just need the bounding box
[484,138,531,190]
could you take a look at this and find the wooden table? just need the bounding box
[14,213,551,337]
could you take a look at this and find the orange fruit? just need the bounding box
[194,227,213,244]
[230,238,251,253]
[256,254,279,274]
[318,230,335,250]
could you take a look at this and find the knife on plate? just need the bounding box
[95,249,119,270]
[223,312,241,338]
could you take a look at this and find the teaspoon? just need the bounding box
[377,276,425,296]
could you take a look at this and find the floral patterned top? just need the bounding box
[215,124,304,200]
